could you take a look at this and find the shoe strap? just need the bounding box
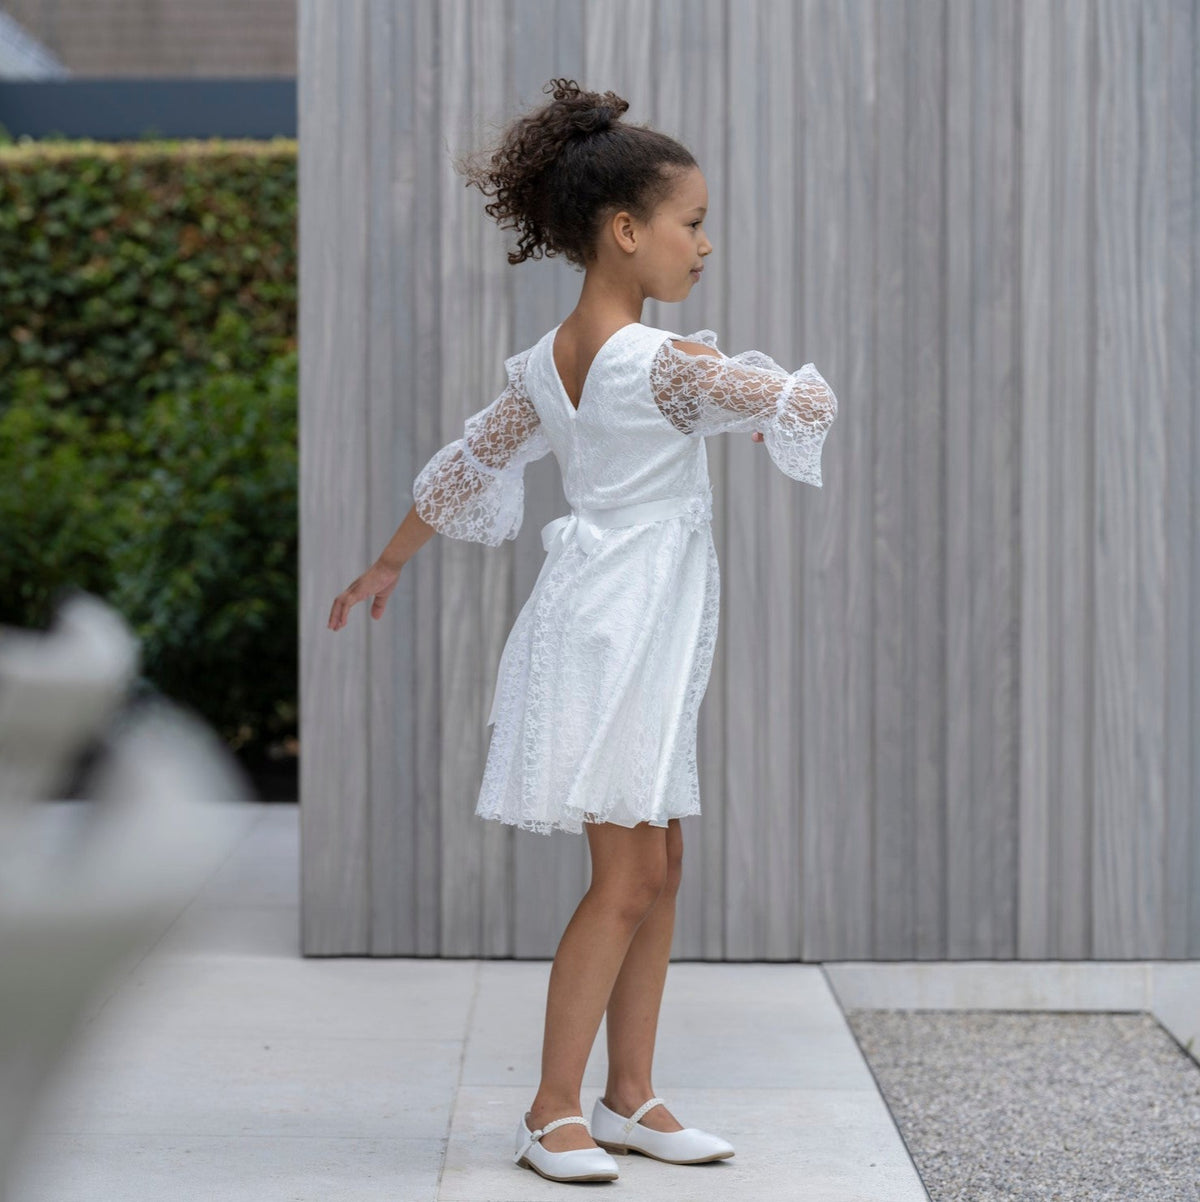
[514,1114,589,1164]
[623,1096,667,1135]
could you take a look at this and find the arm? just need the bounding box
[410,365,551,544]
[328,348,550,631]
[650,333,838,486]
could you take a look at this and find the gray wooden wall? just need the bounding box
[298,0,1200,961]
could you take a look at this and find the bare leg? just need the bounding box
[525,819,668,1151]
[601,818,685,1132]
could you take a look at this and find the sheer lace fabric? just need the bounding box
[475,516,718,834]
[648,329,838,487]
[411,347,551,545]
[407,321,837,835]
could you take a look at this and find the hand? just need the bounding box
[751,431,764,442]
[328,559,402,631]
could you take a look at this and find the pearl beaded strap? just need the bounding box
[514,1114,589,1163]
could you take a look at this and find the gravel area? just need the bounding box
[844,1010,1200,1202]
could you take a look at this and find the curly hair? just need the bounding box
[455,78,698,268]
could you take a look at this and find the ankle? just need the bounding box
[528,1094,584,1125]
[603,1083,656,1114]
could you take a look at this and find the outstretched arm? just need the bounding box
[410,376,551,543]
[328,346,550,630]
[651,334,838,486]
[326,505,435,632]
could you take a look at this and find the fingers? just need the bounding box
[329,565,401,630]
[328,583,362,631]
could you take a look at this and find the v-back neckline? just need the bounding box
[549,321,641,419]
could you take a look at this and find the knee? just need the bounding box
[597,859,668,926]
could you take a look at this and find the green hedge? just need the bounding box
[0,138,298,764]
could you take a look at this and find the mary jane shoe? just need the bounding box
[513,1112,620,1183]
[591,1095,736,1163]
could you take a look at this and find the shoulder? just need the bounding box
[640,324,724,359]
[669,339,722,358]
[503,335,549,388]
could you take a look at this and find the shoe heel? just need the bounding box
[594,1139,628,1155]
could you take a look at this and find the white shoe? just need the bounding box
[513,1112,620,1182]
[591,1095,736,1164]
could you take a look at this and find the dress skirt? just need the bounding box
[475,510,720,836]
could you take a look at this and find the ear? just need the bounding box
[609,209,639,255]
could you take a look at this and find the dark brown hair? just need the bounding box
[455,78,698,268]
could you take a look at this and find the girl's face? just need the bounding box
[637,165,713,302]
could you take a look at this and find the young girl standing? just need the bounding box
[328,79,838,1185]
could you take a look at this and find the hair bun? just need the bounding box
[576,100,620,136]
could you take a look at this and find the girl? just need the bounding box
[328,79,838,1185]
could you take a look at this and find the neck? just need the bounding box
[567,265,648,329]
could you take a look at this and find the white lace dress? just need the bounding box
[411,321,838,835]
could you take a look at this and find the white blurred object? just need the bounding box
[0,592,254,1200]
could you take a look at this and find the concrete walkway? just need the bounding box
[9,803,928,1202]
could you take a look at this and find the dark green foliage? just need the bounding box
[0,139,298,762]
[0,138,296,420]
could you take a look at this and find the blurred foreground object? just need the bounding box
[0,591,254,1201]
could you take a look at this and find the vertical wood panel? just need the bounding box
[1191,0,1200,958]
[365,0,411,953]
[1133,0,1169,956]
[989,0,1020,959]
[872,0,909,957]
[943,0,974,959]
[1093,0,1142,956]
[298,0,371,954]
[722,0,768,959]
[1018,0,1054,957]
[436,0,485,956]
[761,0,802,959]
[911,0,947,958]
[411,0,443,955]
[799,0,852,960]
[1163,0,1197,958]
[803,0,876,962]
[298,0,1200,962]
[1052,0,1093,959]
[475,0,519,957]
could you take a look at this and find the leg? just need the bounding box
[526,819,669,1151]
[602,818,685,1132]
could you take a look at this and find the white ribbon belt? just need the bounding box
[539,493,709,558]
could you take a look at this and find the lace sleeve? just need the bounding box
[411,347,552,545]
[649,329,838,487]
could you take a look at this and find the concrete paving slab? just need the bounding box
[1150,961,1200,1066]
[148,900,303,959]
[195,813,301,908]
[823,959,1152,1010]
[440,1085,928,1202]
[9,1131,446,1202]
[89,951,479,1043]
[648,963,878,1090]
[461,960,609,1090]
[463,960,876,1092]
[28,1028,461,1139]
[8,805,930,1201]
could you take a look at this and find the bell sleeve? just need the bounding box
[649,329,838,487]
[411,346,552,545]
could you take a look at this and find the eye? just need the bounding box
[690,220,703,228]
